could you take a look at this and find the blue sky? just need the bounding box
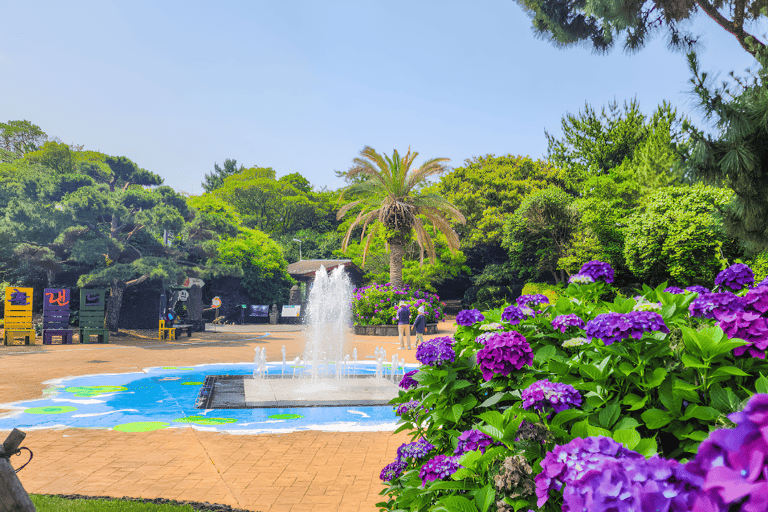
[0,1,765,195]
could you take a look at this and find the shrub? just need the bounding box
[520,282,561,305]
[351,282,444,326]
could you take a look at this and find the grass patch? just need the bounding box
[30,495,195,512]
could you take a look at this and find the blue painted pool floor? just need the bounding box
[0,362,411,433]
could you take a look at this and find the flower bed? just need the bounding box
[379,261,768,512]
[352,283,445,326]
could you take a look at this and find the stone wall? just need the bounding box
[352,323,438,336]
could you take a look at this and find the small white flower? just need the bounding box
[563,337,590,348]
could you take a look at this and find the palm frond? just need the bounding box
[406,157,451,191]
[412,216,436,264]
[336,199,364,220]
[341,208,373,251]
[421,211,461,251]
[361,223,380,268]
[359,209,381,242]
[415,195,467,223]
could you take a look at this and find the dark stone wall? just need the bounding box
[119,280,163,329]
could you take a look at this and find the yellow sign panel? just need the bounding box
[5,287,33,312]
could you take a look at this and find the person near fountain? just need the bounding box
[397,301,412,350]
[412,306,426,347]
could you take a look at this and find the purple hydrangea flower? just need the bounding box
[501,305,532,325]
[516,294,549,307]
[551,314,586,333]
[399,369,419,390]
[380,460,407,481]
[569,273,595,285]
[743,285,768,314]
[475,331,533,381]
[715,263,754,291]
[578,260,614,284]
[454,429,494,455]
[456,309,484,326]
[522,379,582,413]
[419,455,462,486]
[397,439,435,461]
[685,394,768,512]
[758,276,768,288]
[664,286,685,294]
[585,311,670,345]
[415,336,456,366]
[396,400,423,416]
[689,292,744,319]
[716,310,768,359]
[686,285,711,294]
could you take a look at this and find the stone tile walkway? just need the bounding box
[0,322,452,511]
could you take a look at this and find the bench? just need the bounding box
[174,324,193,338]
[79,288,109,344]
[3,287,36,346]
[158,319,176,340]
[43,288,74,345]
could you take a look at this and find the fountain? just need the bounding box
[197,265,402,409]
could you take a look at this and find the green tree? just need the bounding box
[514,0,766,56]
[201,158,246,193]
[0,120,47,156]
[337,146,466,287]
[686,52,768,250]
[623,185,741,285]
[502,186,580,284]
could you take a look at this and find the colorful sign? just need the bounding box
[281,305,301,318]
[182,277,205,287]
[212,297,222,308]
[6,287,32,307]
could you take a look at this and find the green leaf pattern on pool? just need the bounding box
[268,414,304,420]
[113,422,169,432]
[65,385,128,397]
[172,416,238,425]
[162,367,194,370]
[181,382,203,385]
[24,406,77,414]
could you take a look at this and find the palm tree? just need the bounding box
[337,146,466,287]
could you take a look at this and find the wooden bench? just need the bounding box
[42,288,74,345]
[174,324,193,338]
[79,288,109,344]
[3,287,36,346]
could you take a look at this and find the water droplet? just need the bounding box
[741,469,748,477]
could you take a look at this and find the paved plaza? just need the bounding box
[0,323,452,511]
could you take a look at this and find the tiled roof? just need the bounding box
[286,259,358,275]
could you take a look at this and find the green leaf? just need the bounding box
[478,392,509,408]
[641,409,672,429]
[711,366,750,378]
[458,449,484,470]
[438,496,479,512]
[474,484,496,512]
[449,404,465,423]
[757,373,768,394]
[612,429,641,450]
[599,403,621,429]
[534,345,556,363]
[579,364,603,381]
[634,437,658,457]
[431,481,474,490]
[453,379,472,390]
[548,358,571,375]
[682,405,720,421]
[614,417,641,430]
[681,430,709,442]
[587,424,612,437]
[478,411,505,432]
[621,393,648,411]
[571,419,590,438]
[645,367,667,388]
[618,362,635,375]
[551,409,585,427]
[681,353,708,369]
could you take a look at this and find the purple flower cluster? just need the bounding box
[578,260,614,284]
[689,292,743,319]
[716,310,768,359]
[415,336,456,366]
[686,285,710,294]
[501,305,533,325]
[685,394,768,511]
[399,369,419,390]
[585,311,670,345]
[516,294,549,307]
[454,429,494,456]
[396,400,423,416]
[664,286,685,294]
[380,460,407,481]
[550,314,586,333]
[535,436,699,511]
[521,379,582,413]
[715,263,754,291]
[397,438,435,461]
[419,455,462,486]
[475,331,533,381]
[568,273,595,285]
[743,285,768,314]
[455,309,484,326]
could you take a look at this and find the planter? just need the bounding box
[353,323,438,336]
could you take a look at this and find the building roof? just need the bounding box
[286,259,364,283]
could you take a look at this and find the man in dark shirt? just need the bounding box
[412,306,426,347]
[397,301,411,350]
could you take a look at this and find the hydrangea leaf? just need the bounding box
[612,428,641,450]
[681,353,708,369]
[711,366,749,378]
[645,368,667,387]
[708,384,741,414]
[473,484,496,512]
[599,403,621,429]
[634,437,658,457]
[641,408,672,429]
[437,495,478,512]
[551,409,586,427]
[622,393,649,411]
[681,405,720,421]
[756,373,768,394]
[477,392,510,408]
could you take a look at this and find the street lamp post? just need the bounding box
[292,238,302,261]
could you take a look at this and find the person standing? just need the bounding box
[397,301,412,350]
[412,306,426,347]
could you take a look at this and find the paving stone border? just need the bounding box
[47,494,259,512]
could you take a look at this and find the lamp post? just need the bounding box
[292,238,302,261]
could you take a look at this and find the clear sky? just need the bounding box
[1,1,765,195]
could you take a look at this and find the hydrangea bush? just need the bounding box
[351,282,445,326]
[379,261,768,512]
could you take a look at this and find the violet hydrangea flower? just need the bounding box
[689,292,744,319]
[475,331,533,381]
[522,379,582,413]
[568,273,595,285]
[399,369,419,390]
[456,309,484,326]
[551,314,586,333]
[743,285,768,314]
[715,263,754,291]
[716,310,768,359]
[380,460,407,481]
[419,455,462,486]
[454,429,494,455]
[577,260,614,284]
[396,400,423,416]
[664,286,685,294]
[415,336,456,366]
[516,294,549,307]
[501,305,532,325]
[686,285,710,294]
[585,311,669,345]
[397,439,435,461]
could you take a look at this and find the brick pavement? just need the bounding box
[0,322,454,511]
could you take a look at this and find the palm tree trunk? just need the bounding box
[390,242,405,287]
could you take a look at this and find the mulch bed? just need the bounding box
[46,494,259,512]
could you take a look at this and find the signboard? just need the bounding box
[212,297,222,308]
[250,305,269,317]
[177,290,189,302]
[182,277,205,287]
[281,305,301,318]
